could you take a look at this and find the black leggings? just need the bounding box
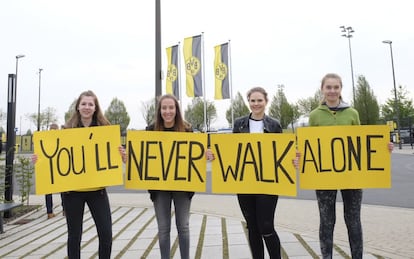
[316,189,363,259]
[62,189,112,259]
[237,194,281,259]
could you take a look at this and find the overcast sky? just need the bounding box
[1,0,413,132]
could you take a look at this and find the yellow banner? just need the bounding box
[33,125,123,194]
[210,133,297,196]
[297,125,391,189]
[125,131,207,192]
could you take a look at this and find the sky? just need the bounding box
[1,0,413,133]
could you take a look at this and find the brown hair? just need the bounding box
[64,90,110,128]
[247,86,268,102]
[154,94,190,132]
[49,123,59,130]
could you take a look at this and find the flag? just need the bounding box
[166,45,180,98]
[214,43,230,99]
[183,35,203,97]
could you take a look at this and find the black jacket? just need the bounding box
[233,113,282,134]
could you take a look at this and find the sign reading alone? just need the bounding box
[33,125,123,194]
[297,125,391,189]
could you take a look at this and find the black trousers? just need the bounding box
[316,189,363,259]
[237,194,281,259]
[62,189,112,259]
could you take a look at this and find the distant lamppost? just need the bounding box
[37,68,43,131]
[340,26,355,104]
[382,40,402,149]
[15,54,25,93]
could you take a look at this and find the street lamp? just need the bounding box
[15,54,25,94]
[37,68,43,131]
[382,40,402,149]
[340,26,355,104]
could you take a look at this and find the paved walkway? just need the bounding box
[0,146,413,258]
[1,193,413,259]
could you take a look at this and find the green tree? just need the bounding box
[26,107,59,130]
[225,92,249,127]
[381,85,414,127]
[184,98,217,132]
[353,75,380,125]
[0,108,6,131]
[64,99,77,123]
[141,98,156,127]
[105,98,130,135]
[268,85,295,129]
[289,103,301,131]
[297,90,322,115]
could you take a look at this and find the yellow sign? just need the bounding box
[33,125,123,194]
[210,133,297,196]
[297,125,391,189]
[125,131,207,192]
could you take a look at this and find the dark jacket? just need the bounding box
[145,123,194,201]
[233,113,283,134]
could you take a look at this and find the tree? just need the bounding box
[184,98,217,132]
[381,85,414,127]
[26,107,59,130]
[64,99,77,123]
[141,98,156,127]
[353,75,380,125]
[268,85,295,129]
[0,108,6,131]
[105,98,130,135]
[225,92,249,127]
[297,90,322,115]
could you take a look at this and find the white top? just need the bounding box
[249,118,264,133]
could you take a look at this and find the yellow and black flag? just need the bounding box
[183,35,203,97]
[166,45,180,98]
[214,43,230,99]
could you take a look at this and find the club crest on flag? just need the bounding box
[185,56,201,76]
[215,62,228,80]
[166,64,178,82]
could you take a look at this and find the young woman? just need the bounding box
[232,86,283,259]
[62,90,113,258]
[146,94,207,259]
[117,94,214,258]
[309,73,393,259]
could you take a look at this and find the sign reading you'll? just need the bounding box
[33,125,123,194]
[125,131,207,192]
[297,125,391,189]
[210,133,298,196]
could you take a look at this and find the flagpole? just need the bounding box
[201,32,207,132]
[228,40,234,128]
[177,42,182,111]
[155,0,162,105]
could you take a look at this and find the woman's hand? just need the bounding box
[119,146,127,163]
[31,154,38,164]
[205,148,215,161]
[292,150,301,169]
[388,142,394,153]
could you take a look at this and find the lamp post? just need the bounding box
[340,26,355,104]
[37,68,43,131]
[15,54,25,93]
[382,40,402,149]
